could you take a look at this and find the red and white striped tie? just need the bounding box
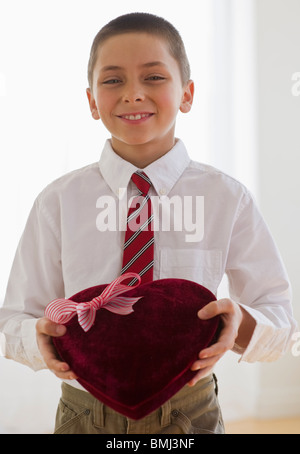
[121,171,154,285]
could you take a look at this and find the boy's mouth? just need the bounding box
[117,112,154,121]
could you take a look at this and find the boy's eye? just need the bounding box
[103,79,121,85]
[146,76,165,81]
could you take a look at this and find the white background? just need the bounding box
[0,0,300,433]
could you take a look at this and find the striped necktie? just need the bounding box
[121,171,154,285]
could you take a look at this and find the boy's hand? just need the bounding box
[36,317,78,380]
[189,298,255,386]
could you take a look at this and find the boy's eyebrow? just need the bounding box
[101,65,123,72]
[141,61,167,68]
[100,61,167,72]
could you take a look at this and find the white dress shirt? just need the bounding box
[0,139,297,383]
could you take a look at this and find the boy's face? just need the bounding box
[87,32,194,167]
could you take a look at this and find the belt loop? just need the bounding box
[93,399,105,429]
[160,399,171,427]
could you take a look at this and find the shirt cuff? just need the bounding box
[232,303,284,363]
[21,318,48,371]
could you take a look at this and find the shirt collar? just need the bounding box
[98,139,191,197]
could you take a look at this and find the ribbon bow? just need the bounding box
[45,273,142,332]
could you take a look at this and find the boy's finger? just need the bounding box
[197,298,235,320]
[197,301,219,320]
[48,360,78,380]
[191,353,223,371]
[199,326,237,359]
[188,366,214,387]
[37,332,77,379]
[199,341,228,359]
[36,317,66,337]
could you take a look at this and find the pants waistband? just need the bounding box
[60,374,216,429]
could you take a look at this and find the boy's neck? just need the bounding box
[110,137,176,169]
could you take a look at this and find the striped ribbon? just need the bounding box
[44,273,142,332]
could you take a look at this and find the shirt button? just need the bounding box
[159,188,167,196]
[171,410,179,417]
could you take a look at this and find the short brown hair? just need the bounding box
[87,12,191,89]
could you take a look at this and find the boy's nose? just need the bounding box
[122,83,145,103]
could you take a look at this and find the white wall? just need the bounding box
[1,0,300,432]
[254,0,300,418]
[218,0,300,423]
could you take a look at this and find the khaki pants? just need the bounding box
[54,374,224,434]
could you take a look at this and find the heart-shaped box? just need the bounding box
[46,275,219,420]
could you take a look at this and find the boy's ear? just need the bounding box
[86,88,101,120]
[179,80,194,114]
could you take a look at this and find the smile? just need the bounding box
[118,113,153,121]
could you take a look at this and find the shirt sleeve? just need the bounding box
[0,192,65,371]
[225,191,298,362]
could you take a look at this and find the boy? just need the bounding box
[0,13,297,434]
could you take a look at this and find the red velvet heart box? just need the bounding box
[47,276,219,420]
